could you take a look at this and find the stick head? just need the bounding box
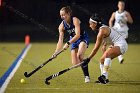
[45,80,50,85]
[24,72,29,78]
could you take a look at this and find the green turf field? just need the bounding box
[0,43,140,93]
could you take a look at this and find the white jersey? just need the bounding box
[113,11,129,32]
[100,26,128,54]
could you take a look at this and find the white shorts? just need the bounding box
[118,31,128,39]
[113,26,129,39]
[114,41,128,55]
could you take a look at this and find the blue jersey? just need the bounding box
[62,17,89,50]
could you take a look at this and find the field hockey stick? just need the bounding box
[24,49,64,78]
[45,61,86,85]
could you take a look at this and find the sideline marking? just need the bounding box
[0,44,32,93]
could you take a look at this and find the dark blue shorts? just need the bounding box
[70,34,89,50]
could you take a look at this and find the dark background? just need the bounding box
[0,0,139,43]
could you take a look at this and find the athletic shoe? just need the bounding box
[106,79,109,83]
[95,79,109,84]
[95,80,100,83]
[120,59,124,64]
[85,76,90,83]
[98,75,108,84]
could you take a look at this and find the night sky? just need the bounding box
[0,0,139,42]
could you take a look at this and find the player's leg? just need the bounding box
[98,46,121,84]
[71,49,79,65]
[78,41,90,83]
[95,43,107,83]
[71,47,89,83]
[95,48,111,83]
[118,55,124,64]
[100,54,106,78]
[95,58,105,83]
[117,31,128,64]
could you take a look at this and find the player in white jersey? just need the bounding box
[83,13,128,84]
[109,0,133,63]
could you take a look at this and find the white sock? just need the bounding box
[100,63,104,75]
[118,55,123,62]
[102,58,111,79]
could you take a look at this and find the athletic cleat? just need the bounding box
[106,79,109,83]
[95,80,100,83]
[98,75,108,84]
[85,76,90,83]
[95,79,109,84]
[120,59,124,64]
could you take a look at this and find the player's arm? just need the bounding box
[88,29,104,59]
[55,22,64,52]
[126,11,133,24]
[109,12,115,27]
[68,17,80,44]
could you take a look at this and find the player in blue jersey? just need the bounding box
[52,6,90,83]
